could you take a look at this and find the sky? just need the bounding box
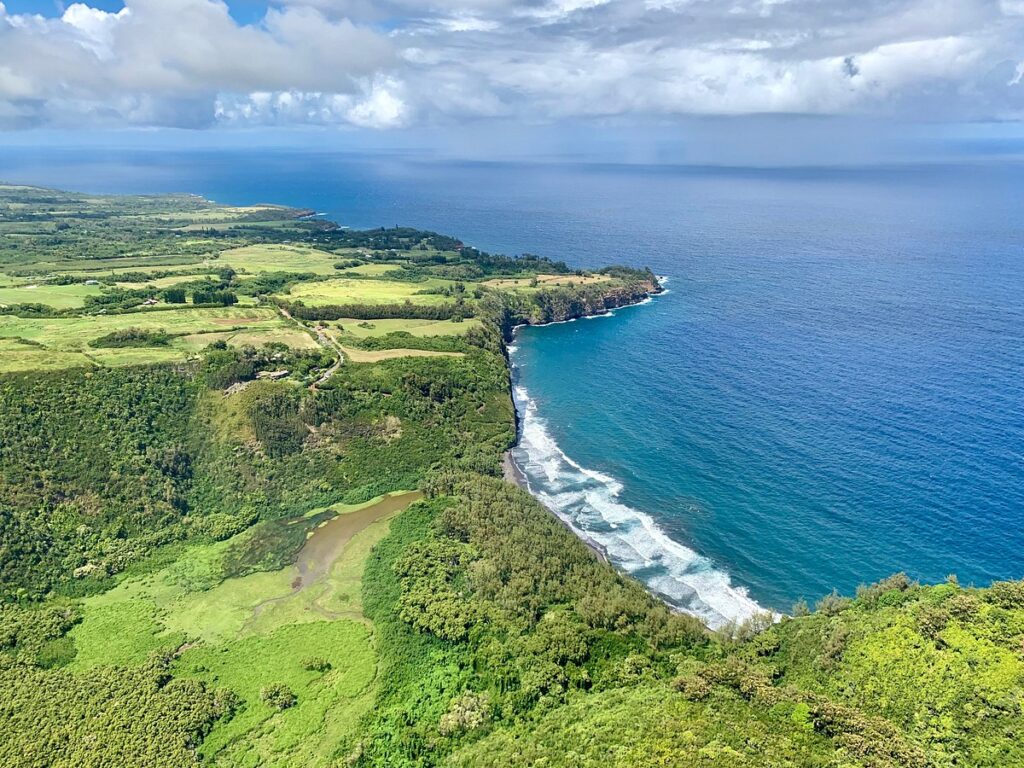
[0,0,1023,161]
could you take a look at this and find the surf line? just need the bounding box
[506,279,766,630]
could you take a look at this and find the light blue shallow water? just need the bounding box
[2,148,1022,622]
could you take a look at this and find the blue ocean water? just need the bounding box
[2,148,1022,623]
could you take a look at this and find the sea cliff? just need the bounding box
[490,270,662,341]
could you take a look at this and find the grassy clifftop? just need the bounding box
[0,186,1020,768]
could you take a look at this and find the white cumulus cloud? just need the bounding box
[0,0,1022,128]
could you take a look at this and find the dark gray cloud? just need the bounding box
[1,0,1022,129]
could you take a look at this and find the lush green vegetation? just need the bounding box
[1,184,1019,768]
[89,326,172,347]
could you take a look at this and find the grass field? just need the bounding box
[335,317,482,337]
[171,205,292,222]
[68,492,417,665]
[0,282,104,309]
[339,345,464,363]
[482,273,611,290]
[178,327,319,352]
[60,261,213,279]
[0,337,94,372]
[284,277,458,306]
[181,621,377,766]
[65,492,419,767]
[20,253,216,276]
[0,307,297,371]
[217,245,344,275]
[0,221,59,235]
[333,263,401,277]
[115,273,220,289]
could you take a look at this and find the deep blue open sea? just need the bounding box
[2,147,1022,625]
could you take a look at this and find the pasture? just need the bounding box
[217,244,344,275]
[339,345,464,363]
[333,262,401,277]
[19,253,215,277]
[0,282,104,309]
[0,307,300,371]
[114,273,220,289]
[334,317,482,337]
[283,277,458,306]
[482,273,610,290]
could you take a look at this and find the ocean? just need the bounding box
[2,147,1022,625]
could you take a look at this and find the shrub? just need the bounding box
[855,573,914,607]
[815,623,851,670]
[915,603,951,639]
[985,580,1024,609]
[302,656,332,672]
[260,683,297,710]
[88,327,171,348]
[815,590,852,616]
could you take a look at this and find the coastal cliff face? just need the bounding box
[502,274,660,443]
[527,276,660,325]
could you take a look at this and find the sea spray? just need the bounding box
[510,382,764,630]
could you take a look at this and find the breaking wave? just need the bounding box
[509,381,765,629]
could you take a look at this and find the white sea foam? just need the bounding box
[509,381,765,630]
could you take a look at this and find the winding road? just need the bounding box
[277,305,345,389]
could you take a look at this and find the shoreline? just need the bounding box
[501,281,666,569]
[503,448,610,565]
[502,275,665,453]
[500,278,768,628]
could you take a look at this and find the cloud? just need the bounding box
[214,76,409,127]
[0,0,394,128]
[0,0,1022,129]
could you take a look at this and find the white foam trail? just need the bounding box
[509,381,765,630]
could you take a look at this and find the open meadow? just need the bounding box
[0,307,302,371]
[282,276,461,306]
[217,244,349,275]
[0,282,105,309]
[336,317,483,337]
[65,492,420,767]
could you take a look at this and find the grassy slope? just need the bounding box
[0,282,104,309]
[63,494,412,767]
[0,307,290,371]
[335,317,484,338]
[216,244,343,275]
[283,276,460,306]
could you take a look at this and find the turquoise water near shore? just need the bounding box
[2,148,1022,622]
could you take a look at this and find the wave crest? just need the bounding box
[510,383,764,629]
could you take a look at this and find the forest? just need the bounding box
[0,185,1021,767]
